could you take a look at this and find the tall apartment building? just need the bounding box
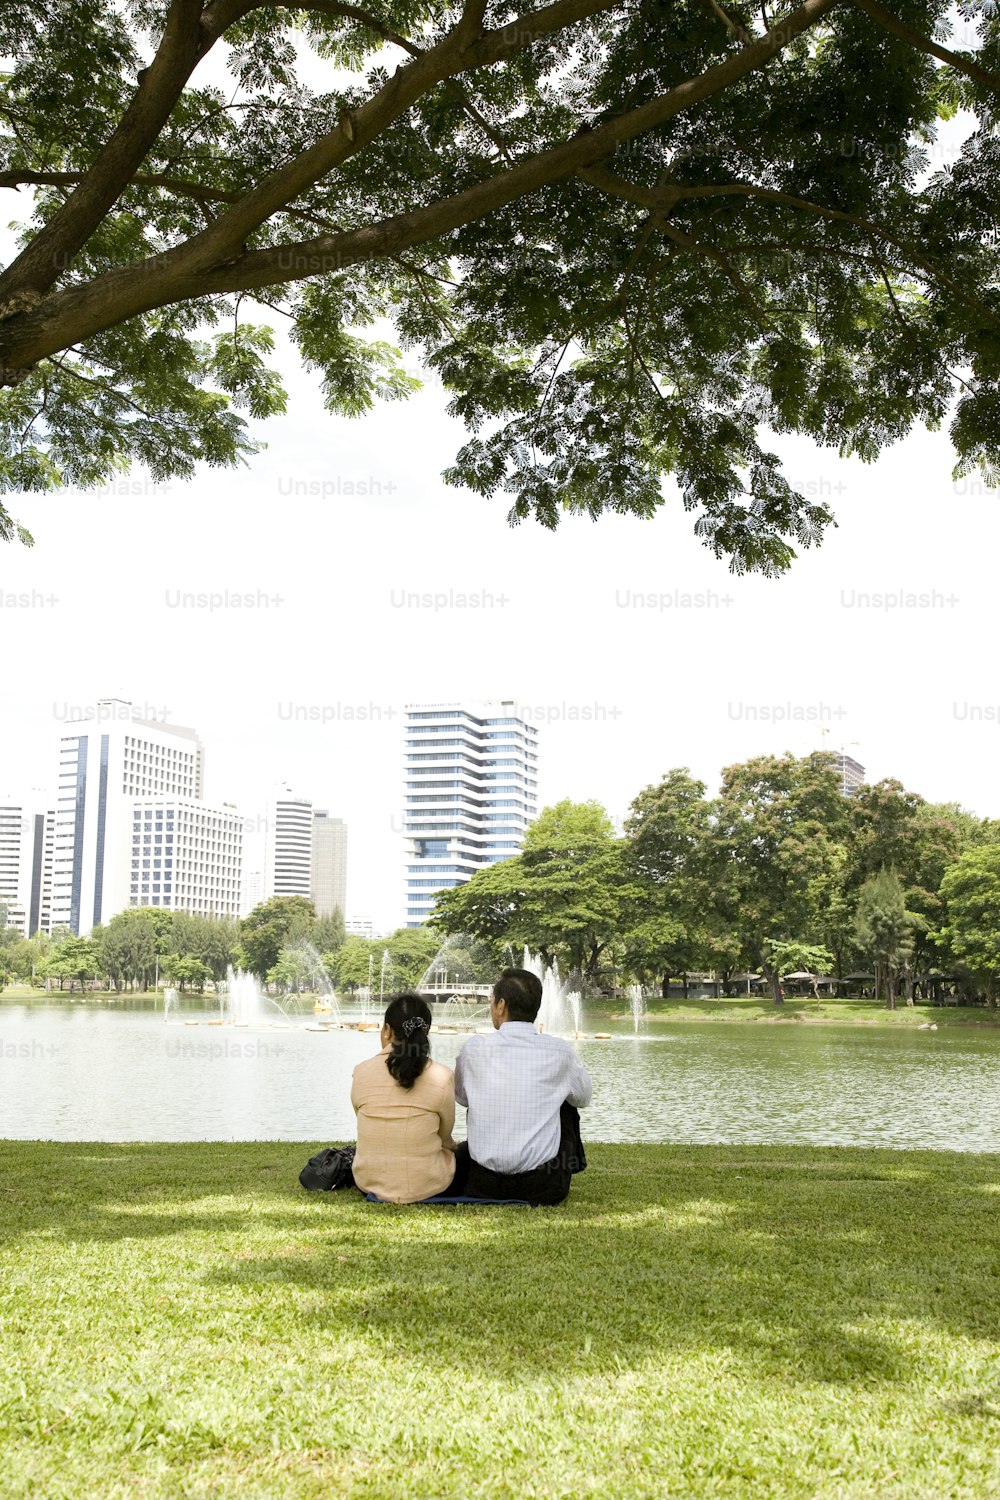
[310,810,347,918]
[27,806,55,936]
[129,800,242,918]
[834,754,866,797]
[51,701,241,933]
[403,700,539,927]
[2,797,56,937]
[239,868,265,919]
[0,802,25,931]
[264,788,313,900]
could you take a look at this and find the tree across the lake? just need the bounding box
[1,1,998,568]
[432,751,1000,1007]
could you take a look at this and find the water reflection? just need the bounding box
[1,1005,999,1149]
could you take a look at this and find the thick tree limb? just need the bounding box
[0,0,211,311]
[178,0,622,269]
[0,0,846,376]
[851,0,1000,94]
[280,0,515,158]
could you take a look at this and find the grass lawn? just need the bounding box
[628,996,999,1027]
[2,1145,1000,1497]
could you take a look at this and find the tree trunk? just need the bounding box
[661,973,670,998]
[761,959,783,1005]
[682,973,689,1000]
[886,962,895,1011]
[903,959,914,1006]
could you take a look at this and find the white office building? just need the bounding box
[26,805,55,936]
[264,788,313,900]
[2,796,58,937]
[239,868,265,918]
[128,800,242,918]
[311,810,347,918]
[403,700,539,927]
[51,701,241,933]
[345,914,375,939]
[0,801,26,931]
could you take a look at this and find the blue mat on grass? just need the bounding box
[365,1191,534,1206]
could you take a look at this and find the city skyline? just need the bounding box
[4,663,996,936]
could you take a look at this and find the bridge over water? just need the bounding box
[416,982,493,1001]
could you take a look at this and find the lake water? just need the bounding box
[2,1002,999,1149]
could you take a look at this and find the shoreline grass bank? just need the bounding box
[6,987,1000,1030]
[2,1142,999,1498]
[623,997,1000,1027]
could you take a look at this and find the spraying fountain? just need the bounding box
[297,941,342,1027]
[363,953,375,1023]
[220,967,299,1027]
[628,982,647,1035]
[523,948,585,1038]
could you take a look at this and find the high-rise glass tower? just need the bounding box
[264,787,313,900]
[403,700,539,927]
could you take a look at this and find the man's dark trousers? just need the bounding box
[452,1102,586,1205]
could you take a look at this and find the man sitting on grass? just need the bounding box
[453,968,592,1206]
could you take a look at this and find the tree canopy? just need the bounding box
[430,757,1000,1006]
[237,894,315,976]
[936,843,1000,999]
[1,0,999,569]
[435,798,630,975]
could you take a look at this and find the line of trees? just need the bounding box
[431,754,1000,1010]
[5,751,999,1010]
[0,896,440,999]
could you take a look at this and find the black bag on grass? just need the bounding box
[299,1144,356,1191]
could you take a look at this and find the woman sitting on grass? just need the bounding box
[350,993,461,1203]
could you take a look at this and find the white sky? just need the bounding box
[1,29,995,933]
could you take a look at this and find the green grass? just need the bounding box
[2,1145,1000,1497]
[1,988,165,1003]
[628,996,999,1027]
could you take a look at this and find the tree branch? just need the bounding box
[658,219,772,331]
[0,0,213,311]
[174,0,621,271]
[581,174,996,323]
[700,0,754,45]
[850,0,1000,95]
[254,0,423,56]
[283,0,516,158]
[0,0,846,378]
[0,168,243,204]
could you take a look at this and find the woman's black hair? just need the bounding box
[383,992,433,1090]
